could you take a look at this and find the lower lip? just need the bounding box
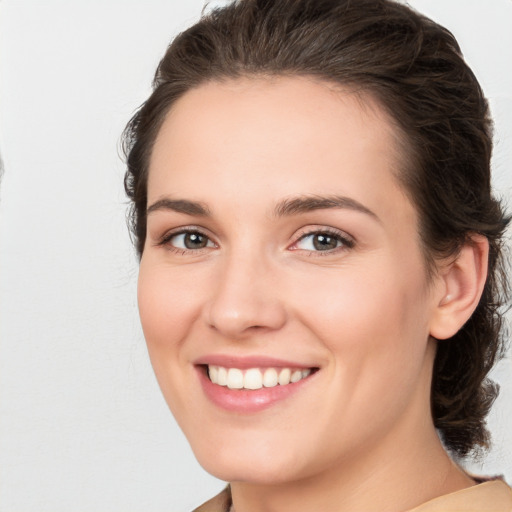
[197,367,315,413]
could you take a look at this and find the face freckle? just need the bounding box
[138,76,441,485]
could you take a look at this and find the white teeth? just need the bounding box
[217,366,228,386]
[208,365,219,383]
[263,368,278,387]
[244,368,263,390]
[290,370,302,383]
[207,365,313,390]
[278,368,291,385]
[227,368,244,389]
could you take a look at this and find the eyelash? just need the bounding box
[156,227,217,255]
[156,226,355,256]
[291,228,355,256]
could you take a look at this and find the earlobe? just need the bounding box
[429,235,489,340]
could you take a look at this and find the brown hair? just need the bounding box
[123,0,510,457]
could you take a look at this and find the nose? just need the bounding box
[204,251,287,339]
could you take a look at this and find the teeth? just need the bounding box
[278,368,291,385]
[208,365,218,383]
[244,368,263,390]
[263,368,278,387]
[227,368,244,389]
[290,370,302,383]
[217,366,227,386]
[207,365,313,390]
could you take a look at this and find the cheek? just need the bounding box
[137,260,204,357]
[137,260,211,419]
[291,258,431,373]
[291,264,433,442]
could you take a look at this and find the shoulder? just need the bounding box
[407,480,512,512]
[192,486,231,512]
[191,481,512,512]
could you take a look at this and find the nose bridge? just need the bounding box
[205,242,286,337]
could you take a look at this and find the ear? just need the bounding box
[429,235,489,340]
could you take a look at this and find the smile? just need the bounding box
[196,359,319,412]
[208,365,312,390]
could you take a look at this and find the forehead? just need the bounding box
[151,76,402,161]
[148,76,411,221]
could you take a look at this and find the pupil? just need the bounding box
[313,234,337,251]
[184,233,207,249]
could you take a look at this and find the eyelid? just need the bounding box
[289,226,355,253]
[153,224,354,255]
[155,225,218,249]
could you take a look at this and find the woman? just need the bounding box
[123,0,511,510]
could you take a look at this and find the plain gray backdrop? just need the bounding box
[1,1,511,510]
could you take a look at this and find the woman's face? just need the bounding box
[138,77,444,484]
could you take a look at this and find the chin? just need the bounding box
[191,435,310,485]
[199,459,300,485]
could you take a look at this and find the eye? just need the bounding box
[163,230,216,251]
[292,230,354,253]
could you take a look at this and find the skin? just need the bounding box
[138,77,482,511]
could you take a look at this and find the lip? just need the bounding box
[194,354,315,369]
[194,354,318,413]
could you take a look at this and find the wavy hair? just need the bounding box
[123,0,510,457]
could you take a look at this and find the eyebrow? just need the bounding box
[146,194,379,222]
[146,198,211,217]
[273,194,380,221]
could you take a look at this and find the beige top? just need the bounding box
[193,480,512,512]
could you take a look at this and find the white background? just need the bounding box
[0,1,511,510]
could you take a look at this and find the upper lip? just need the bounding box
[193,354,318,369]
